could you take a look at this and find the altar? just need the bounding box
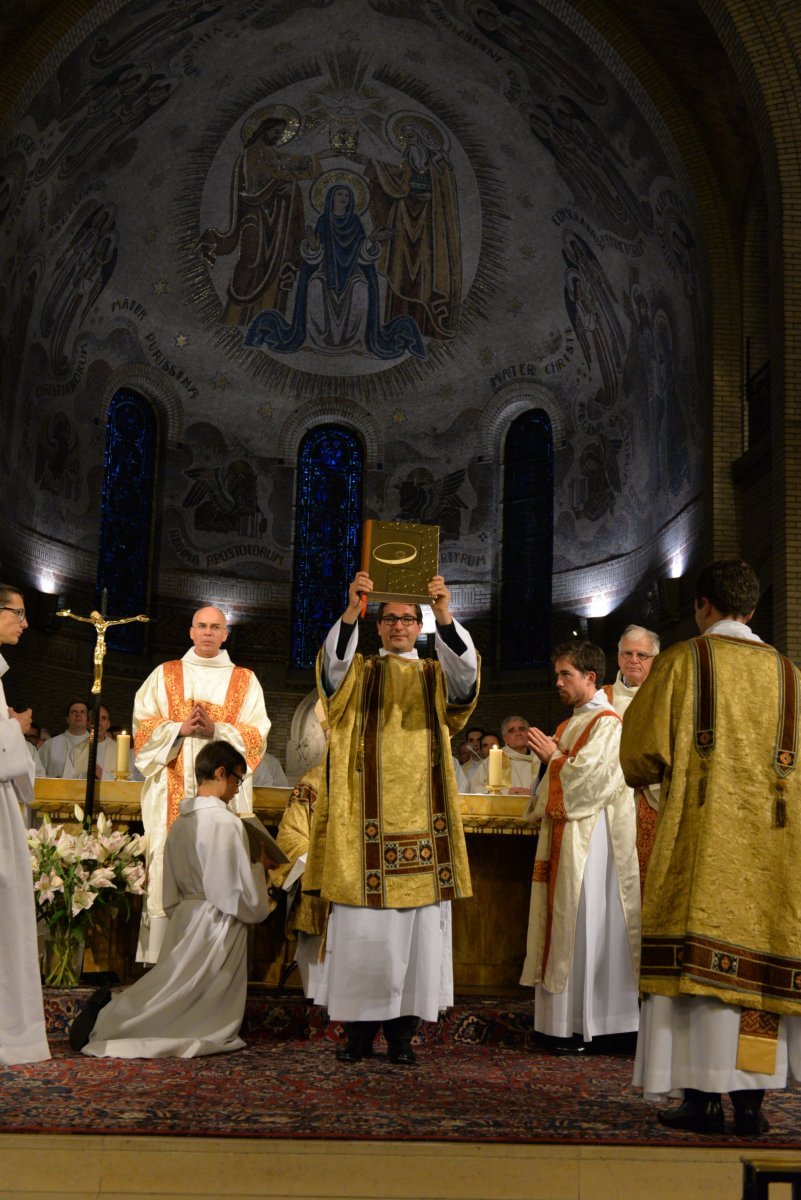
[33,780,538,993]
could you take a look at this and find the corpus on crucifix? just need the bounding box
[57,597,149,818]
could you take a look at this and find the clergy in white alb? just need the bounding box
[306,570,479,1065]
[621,559,801,1137]
[252,751,289,787]
[79,741,275,1059]
[521,640,641,1050]
[133,605,269,963]
[602,624,661,894]
[0,587,50,1065]
[467,715,537,793]
[36,699,90,777]
[64,705,143,781]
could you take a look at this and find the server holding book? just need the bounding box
[306,524,479,1066]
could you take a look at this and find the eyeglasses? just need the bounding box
[227,772,245,791]
[619,651,654,662]
[0,607,26,622]
[380,614,420,627]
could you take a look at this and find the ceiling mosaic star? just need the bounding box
[152,280,167,295]
[174,332,189,348]
[258,401,273,418]
[392,409,406,423]
[212,374,228,391]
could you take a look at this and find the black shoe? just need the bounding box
[732,1089,770,1136]
[733,1107,770,1136]
[657,1090,724,1134]
[387,1042,416,1065]
[335,1038,374,1064]
[546,1037,587,1056]
[68,986,112,1051]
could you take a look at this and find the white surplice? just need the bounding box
[633,618,801,1096]
[317,618,477,1024]
[252,752,288,787]
[0,655,50,1064]
[36,730,89,777]
[133,648,269,963]
[83,793,272,1059]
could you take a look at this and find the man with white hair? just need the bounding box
[468,715,536,794]
[133,605,270,963]
[603,624,660,892]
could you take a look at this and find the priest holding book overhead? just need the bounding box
[306,560,480,1066]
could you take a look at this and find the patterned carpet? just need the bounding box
[2,989,800,1146]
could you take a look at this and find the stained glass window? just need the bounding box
[96,389,157,652]
[292,425,363,669]
[500,409,554,667]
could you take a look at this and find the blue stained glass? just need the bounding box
[96,390,157,653]
[292,426,363,668]
[501,409,554,667]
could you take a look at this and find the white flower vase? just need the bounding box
[43,925,85,988]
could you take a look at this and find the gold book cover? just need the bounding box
[360,520,439,605]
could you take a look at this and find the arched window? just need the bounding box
[96,389,158,652]
[292,425,364,669]
[500,408,554,668]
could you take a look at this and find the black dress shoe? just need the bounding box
[387,1042,416,1065]
[69,985,112,1051]
[657,1090,724,1134]
[546,1037,587,1056]
[335,1039,374,1063]
[732,1090,770,1136]
[733,1107,770,1136]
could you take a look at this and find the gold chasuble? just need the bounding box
[305,651,478,909]
[621,634,801,1020]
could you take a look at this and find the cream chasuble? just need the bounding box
[133,648,269,963]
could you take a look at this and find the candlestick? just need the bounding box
[116,731,131,775]
[488,746,503,793]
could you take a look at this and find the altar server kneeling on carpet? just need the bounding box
[70,740,277,1058]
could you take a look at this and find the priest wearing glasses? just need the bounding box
[602,624,661,893]
[305,571,479,1066]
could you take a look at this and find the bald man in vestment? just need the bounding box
[622,560,801,1136]
[133,606,269,963]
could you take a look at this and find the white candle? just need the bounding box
[488,746,503,788]
[116,731,131,774]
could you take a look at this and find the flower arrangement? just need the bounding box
[28,806,146,987]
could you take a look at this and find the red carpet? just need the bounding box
[1,989,799,1146]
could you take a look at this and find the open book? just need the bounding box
[237,812,289,865]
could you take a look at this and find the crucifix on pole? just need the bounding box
[56,591,149,821]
